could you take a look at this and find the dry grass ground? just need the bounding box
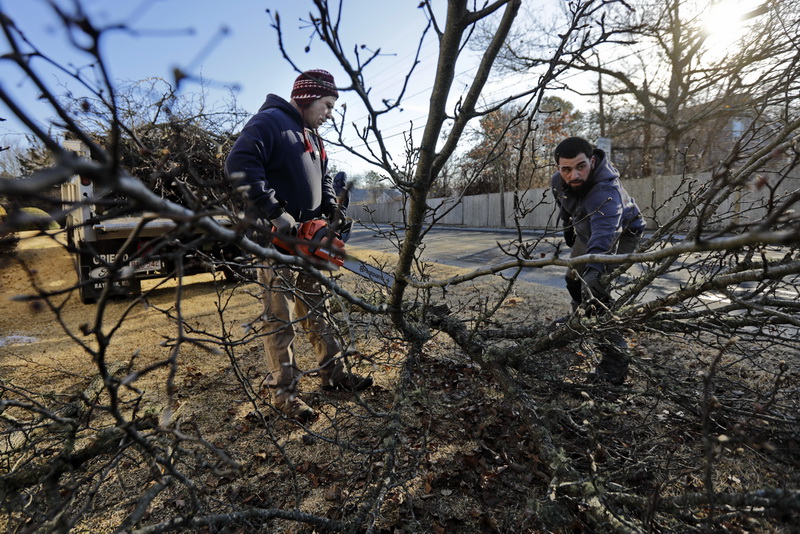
[1,231,797,532]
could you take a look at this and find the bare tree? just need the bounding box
[456,95,585,196]
[0,138,25,179]
[498,0,798,175]
[1,1,799,532]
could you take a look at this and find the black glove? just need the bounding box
[564,226,576,247]
[582,268,610,304]
[323,204,345,229]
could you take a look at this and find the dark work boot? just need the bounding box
[321,372,373,392]
[589,356,630,385]
[551,300,581,326]
[588,337,631,385]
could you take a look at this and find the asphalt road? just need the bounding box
[346,225,800,344]
[348,225,799,307]
[348,225,567,287]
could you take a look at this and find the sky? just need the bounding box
[0,0,580,177]
[0,0,459,175]
[0,0,767,177]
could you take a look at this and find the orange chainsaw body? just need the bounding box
[272,219,345,268]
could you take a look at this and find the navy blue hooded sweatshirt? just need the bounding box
[225,94,336,223]
[550,149,646,273]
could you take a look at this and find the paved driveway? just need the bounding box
[347,225,566,287]
[347,225,714,299]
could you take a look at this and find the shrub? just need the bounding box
[17,207,60,231]
[0,204,20,258]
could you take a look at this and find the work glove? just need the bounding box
[564,226,576,247]
[270,211,297,236]
[323,203,345,229]
[582,267,610,304]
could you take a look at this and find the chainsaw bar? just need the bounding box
[342,257,395,288]
[272,219,394,287]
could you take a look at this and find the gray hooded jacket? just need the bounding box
[550,149,645,272]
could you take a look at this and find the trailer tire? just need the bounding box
[222,262,258,283]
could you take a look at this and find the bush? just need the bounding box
[16,207,60,231]
[0,204,20,258]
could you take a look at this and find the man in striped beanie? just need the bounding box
[290,69,339,155]
[226,69,372,422]
[291,69,338,106]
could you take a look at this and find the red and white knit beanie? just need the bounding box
[291,69,338,108]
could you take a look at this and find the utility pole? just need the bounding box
[596,52,606,138]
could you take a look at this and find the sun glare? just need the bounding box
[701,1,754,60]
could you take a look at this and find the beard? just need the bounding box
[567,177,591,193]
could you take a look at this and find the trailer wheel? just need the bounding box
[222,262,258,283]
[217,244,258,283]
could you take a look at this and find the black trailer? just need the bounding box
[60,140,252,304]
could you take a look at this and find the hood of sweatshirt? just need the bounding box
[258,94,300,120]
[258,94,324,159]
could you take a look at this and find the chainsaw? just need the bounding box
[272,218,395,287]
[273,218,346,268]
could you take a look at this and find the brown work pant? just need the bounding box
[258,263,345,391]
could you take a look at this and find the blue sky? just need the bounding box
[0,0,455,175]
[0,0,764,177]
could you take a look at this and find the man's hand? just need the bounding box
[582,268,610,303]
[564,226,576,247]
[324,204,345,229]
[270,211,297,236]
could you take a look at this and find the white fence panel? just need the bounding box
[355,173,800,231]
